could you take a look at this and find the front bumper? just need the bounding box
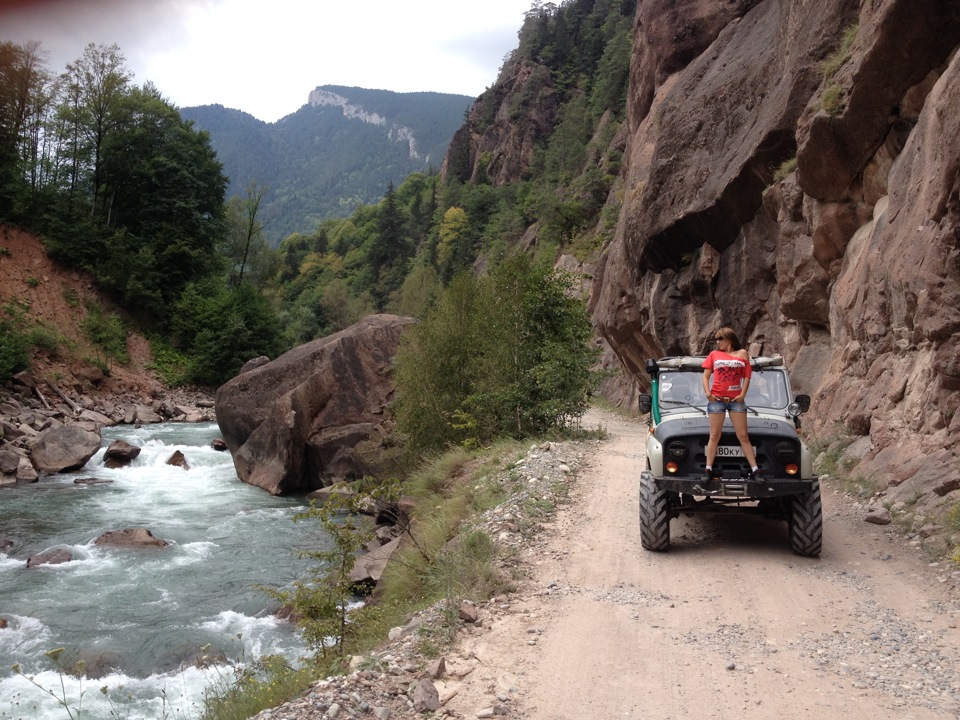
[649,471,816,498]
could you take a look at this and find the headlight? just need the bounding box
[787,402,802,417]
[775,442,797,463]
[667,441,688,459]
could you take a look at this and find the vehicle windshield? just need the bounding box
[658,369,791,412]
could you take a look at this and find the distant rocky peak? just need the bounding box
[308,88,422,159]
[309,88,386,125]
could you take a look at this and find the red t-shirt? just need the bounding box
[702,351,751,399]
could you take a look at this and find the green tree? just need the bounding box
[367,180,411,307]
[436,206,471,279]
[224,181,279,289]
[393,254,598,451]
[59,43,132,216]
[0,40,52,218]
[93,84,227,321]
[174,281,282,386]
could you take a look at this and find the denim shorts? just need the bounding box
[708,399,747,414]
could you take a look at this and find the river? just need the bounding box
[0,421,321,719]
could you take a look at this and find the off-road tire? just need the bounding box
[639,472,670,551]
[789,481,823,557]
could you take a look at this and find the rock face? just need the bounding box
[215,314,416,495]
[581,0,960,523]
[449,0,960,532]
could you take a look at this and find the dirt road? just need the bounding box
[441,409,960,720]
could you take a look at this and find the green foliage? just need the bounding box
[200,655,315,720]
[81,302,128,365]
[28,324,69,357]
[265,488,383,659]
[393,254,599,452]
[147,336,193,387]
[173,280,282,386]
[821,24,859,80]
[0,316,30,382]
[774,157,798,182]
[819,24,857,117]
[821,84,846,117]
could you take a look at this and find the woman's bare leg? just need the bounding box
[729,411,758,468]
[705,411,725,469]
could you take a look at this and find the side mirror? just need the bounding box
[638,394,652,414]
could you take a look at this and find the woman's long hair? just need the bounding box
[716,326,742,351]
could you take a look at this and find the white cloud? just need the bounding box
[1,0,532,122]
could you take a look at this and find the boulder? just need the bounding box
[103,439,141,468]
[26,548,73,567]
[16,456,38,483]
[215,314,415,495]
[78,409,113,428]
[134,405,162,424]
[94,528,169,548]
[166,450,190,470]
[0,450,19,475]
[30,424,102,473]
[348,536,401,586]
[210,438,228,452]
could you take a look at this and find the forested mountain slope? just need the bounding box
[181,86,472,242]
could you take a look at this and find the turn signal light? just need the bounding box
[785,463,799,475]
[666,461,679,474]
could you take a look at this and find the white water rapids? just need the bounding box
[0,421,322,719]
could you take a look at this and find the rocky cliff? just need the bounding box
[450,0,960,538]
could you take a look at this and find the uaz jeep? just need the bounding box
[638,355,822,557]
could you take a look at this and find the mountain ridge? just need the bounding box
[181,85,473,243]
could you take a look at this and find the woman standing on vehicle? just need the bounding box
[701,327,762,483]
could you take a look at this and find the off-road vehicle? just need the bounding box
[638,355,822,557]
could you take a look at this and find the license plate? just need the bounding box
[716,446,755,457]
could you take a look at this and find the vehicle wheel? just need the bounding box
[789,481,823,557]
[639,472,670,551]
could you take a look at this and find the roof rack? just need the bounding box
[647,355,784,374]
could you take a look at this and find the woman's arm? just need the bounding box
[703,368,714,401]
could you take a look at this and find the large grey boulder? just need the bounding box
[215,314,415,495]
[30,425,101,474]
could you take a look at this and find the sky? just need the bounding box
[0,0,536,122]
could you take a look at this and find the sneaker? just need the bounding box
[750,468,763,483]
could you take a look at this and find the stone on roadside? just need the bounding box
[864,508,892,525]
[412,678,440,712]
[426,657,446,679]
[459,601,479,624]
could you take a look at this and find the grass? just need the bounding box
[773,157,797,182]
[818,24,858,117]
[808,425,875,497]
[200,655,316,720]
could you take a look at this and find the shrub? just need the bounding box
[81,302,129,365]
[0,319,30,382]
